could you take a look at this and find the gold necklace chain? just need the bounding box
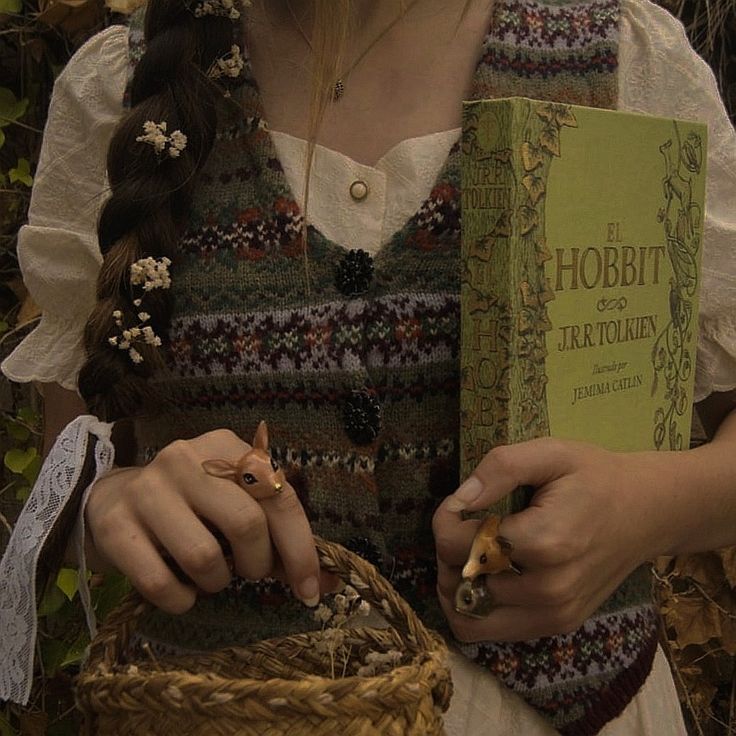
[285,0,424,101]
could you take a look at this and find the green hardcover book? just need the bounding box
[460,97,707,514]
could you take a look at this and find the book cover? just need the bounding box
[460,97,707,514]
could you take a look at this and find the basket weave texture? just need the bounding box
[75,537,453,735]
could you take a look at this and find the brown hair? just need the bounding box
[77,1,234,420]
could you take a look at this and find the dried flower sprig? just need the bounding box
[136,121,188,159]
[109,309,162,365]
[313,585,371,678]
[130,256,172,291]
[108,257,172,364]
[192,0,249,19]
[208,45,245,81]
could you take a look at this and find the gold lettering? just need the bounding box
[621,246,637,286]
[579,247,602,289]
[555,248,579,291]
[603,247,619,288]
[471,317,498,353]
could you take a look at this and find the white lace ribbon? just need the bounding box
[0,415,114,705]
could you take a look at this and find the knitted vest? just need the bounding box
[125,3,650,734]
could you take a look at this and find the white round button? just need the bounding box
[349,179,369,202]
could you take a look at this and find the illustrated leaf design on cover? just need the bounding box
[466,287,497,313]
[517,205,539,235]
[522,173,546,204]
[468,235,494,262]
[536,102,578,129]
[491,147,513,165]
[491,209,513,237]
[520,141,545,171]
[535,236,552,264]
[539,125,561,157]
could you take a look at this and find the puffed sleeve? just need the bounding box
[0,25,130,392]
[619,0,736,402]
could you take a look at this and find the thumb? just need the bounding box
[446,438,572,513]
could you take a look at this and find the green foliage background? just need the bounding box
[0,0,732,733]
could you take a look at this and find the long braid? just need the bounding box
[78,0,235,421]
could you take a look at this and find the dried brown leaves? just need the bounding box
[656,548,736,733]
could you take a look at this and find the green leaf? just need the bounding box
[0,128,5,149]
[38,583,67,618]
[6,420,30,442]
[9,158,32,187]
[22,453,41,484]
[14,484,30,502]
[0,88,28,126]
[39,638,67,677]
[17,407,39,426]
[56,568,79,601]
[4,446,37,474]
[60,630,90,668]
[0,0,22,12]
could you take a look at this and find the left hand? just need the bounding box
[433,437,668,642]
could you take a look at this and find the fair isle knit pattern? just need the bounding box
[124,2,649,734]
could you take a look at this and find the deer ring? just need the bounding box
[454,514,522,619]
[201,420,286,501]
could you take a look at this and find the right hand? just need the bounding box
[84,429,321,614]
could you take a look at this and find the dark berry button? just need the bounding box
[335,248,374,297]
[343,388,381,445]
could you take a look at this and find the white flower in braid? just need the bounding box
[108,257,172,364]
[192,0,249,20]
[208,45,245,81]
[136,121,188,159]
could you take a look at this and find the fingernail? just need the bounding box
[298,576,320,607]
[447,477,483,512]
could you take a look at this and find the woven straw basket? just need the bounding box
[75,537,453,735]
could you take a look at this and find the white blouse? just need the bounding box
[2,0,736,405]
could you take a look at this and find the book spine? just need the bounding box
[460,98,562,514]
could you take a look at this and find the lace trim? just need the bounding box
[0,416,114,704]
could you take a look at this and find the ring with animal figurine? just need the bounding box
[201,420,285,500]
[454,514,522,619]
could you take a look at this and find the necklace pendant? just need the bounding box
[333,79,345,101]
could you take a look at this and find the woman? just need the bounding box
[1,0,735,733]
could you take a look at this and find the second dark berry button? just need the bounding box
[335,248,374,297]
[343,388,381,445]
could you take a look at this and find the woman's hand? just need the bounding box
[433,437,673,643]
[85,429,322,614]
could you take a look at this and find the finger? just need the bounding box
[270,560,341,596]
[484,565,578,608]
[446,438,575,513]
[183,478,274,581]
[497,505,586,569]
[187,428,251,457]
[259,484,320,606]
[95,517,197,614]
[433,503,481,567]
[438,586,584,643]
[155,442,275,581]
[436,557,463,600]
[140,490,233,593]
